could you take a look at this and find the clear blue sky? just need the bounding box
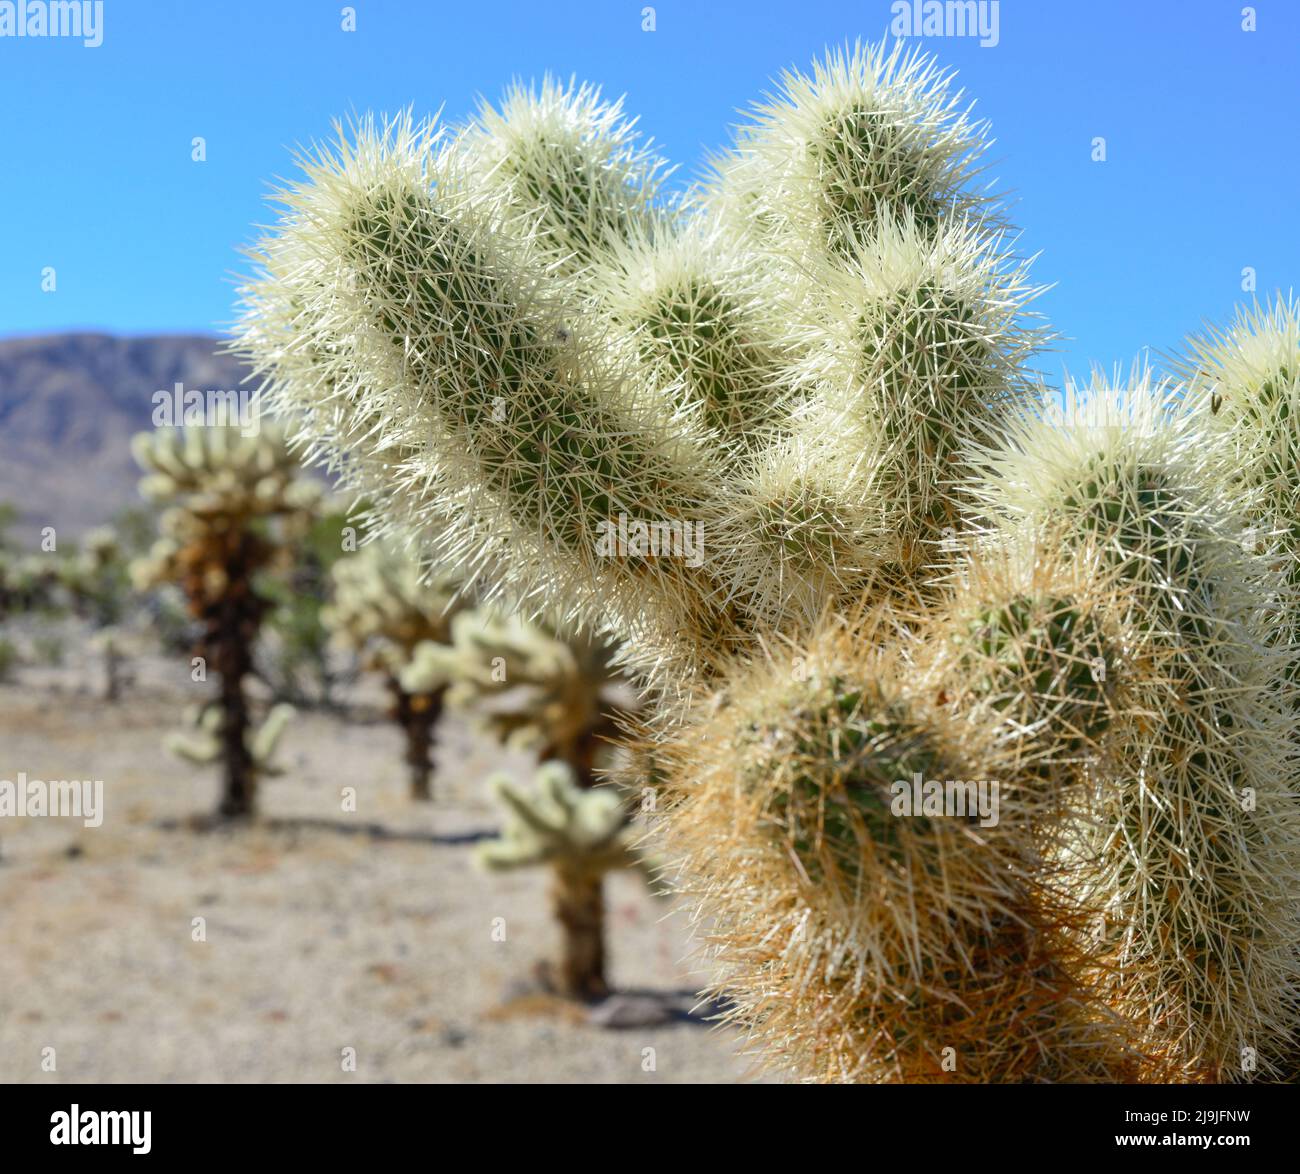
[3,0,1296,382]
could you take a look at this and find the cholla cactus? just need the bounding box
[412,609,640,997]
[235,40,1300,1082]
[322,539,462,799]
[413,609,631,788]
[0,550,62,620]
[1177,298,1300,1077]
[0,550,60,687]
[61,526,133,700]
[705,41,993,262]
[131,426,319,818]
[88,627,131,703]
[712,214,1043,625]
[62,526,128,619]
[477,761,653,999]
[593,220,799,451]
[934,531,1124,763]
[236,113,737,684]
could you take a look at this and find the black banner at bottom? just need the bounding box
[1,1080,1291,1162]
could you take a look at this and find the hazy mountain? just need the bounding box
[0,333,259,543]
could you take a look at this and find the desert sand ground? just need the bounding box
[0,621,771,1083]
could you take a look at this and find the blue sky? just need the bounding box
[2,0,1296,383]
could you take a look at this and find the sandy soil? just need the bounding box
[0,625,770,1084]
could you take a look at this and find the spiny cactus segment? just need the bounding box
[458,76,670,276]
[0,550,61,620]
[704,40,994,262]
[967,375,1300,1080]
[420,609,632,788]
[661,615,1139,1082]
[237,114,743,685]
[1179,295,1300,640]
[935,533,1124,762]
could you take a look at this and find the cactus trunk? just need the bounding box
[322,540,462,804]
[217,641,256,819]
[552,727,604,791]
[476,763,651,1002]
[211,550,263,819]
[102,643,123,703]
[551,866,607,1000]
[390,678,444,802]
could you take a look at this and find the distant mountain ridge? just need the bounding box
[0,333,259,542]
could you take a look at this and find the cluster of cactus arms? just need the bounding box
[478,762,654,999]
[236,40,1300,1081]
[166,700,296,778]
[321,538,463,799]
[410,609,634,788]
[131,426,320,818]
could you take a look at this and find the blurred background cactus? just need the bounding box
[61,526,129,626]
[257,501,357,709]
[322,537,463,800]
[131,425,320,819]
[418,610,636,790]
[477,761,655,1000]
[235,40,1300,1082]
[0,548,61,622]
[60,526,134,700]
[0,524,67,682]
[420,609,646,998]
